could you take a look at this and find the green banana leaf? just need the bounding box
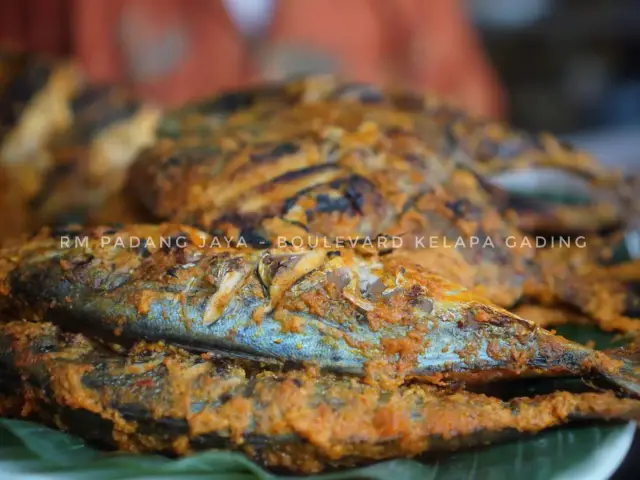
[0,417,634,480]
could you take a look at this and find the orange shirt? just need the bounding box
[0,0,503,116]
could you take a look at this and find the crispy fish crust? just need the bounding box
[1,224,638,396]
[1,320,639,474]
[131,94,639,332]
[160,75,618,186]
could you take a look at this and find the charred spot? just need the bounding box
[69,254,95,272]
[217,392,233,405]
[342,175,381,216]
[327,251,341,259]
[282,196,298,214]
[161,147,218,171]
[239,227,271,248]
[200,85,284,115]
[324,143,341,163]
[250,142,299,164]
[116,403,152,422]
[57,407,119,449]
[330,82,385,104]
[446,199,471,218]
[211,212,264,238]
[153,416,190,433]
[314,193,351,214]
[282,219,310,232]
[205,91,257,113]
[0,59,51,126]
[165,267,178,278]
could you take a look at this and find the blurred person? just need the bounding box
[0,0,504,117]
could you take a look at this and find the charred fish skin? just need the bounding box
[1,320,639,474]
[129,105,534,308]
[129,81,640,332]
[156,74,617,186]
[2,225,638,396]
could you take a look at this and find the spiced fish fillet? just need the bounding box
[2,224,639,396]
[0,320,639,474]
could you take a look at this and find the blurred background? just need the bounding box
[3,0,639,139]
[468,0,640,171]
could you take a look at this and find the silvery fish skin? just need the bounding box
[1,320,639,474]
[1,224,639,396]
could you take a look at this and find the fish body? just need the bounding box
[129,91,640,331]
[2,224,638,395]
[1,320,639,474]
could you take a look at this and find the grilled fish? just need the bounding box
[160,75,619,187]
[1,224,639,395]
[130,96,640,332]
[1,320,639,474]
[0,50,160,244]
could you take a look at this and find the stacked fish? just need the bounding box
[1,51,640,474]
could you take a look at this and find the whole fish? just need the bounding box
[2,224,639,396]
[130,97,640,332]
[1,320,639,474]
